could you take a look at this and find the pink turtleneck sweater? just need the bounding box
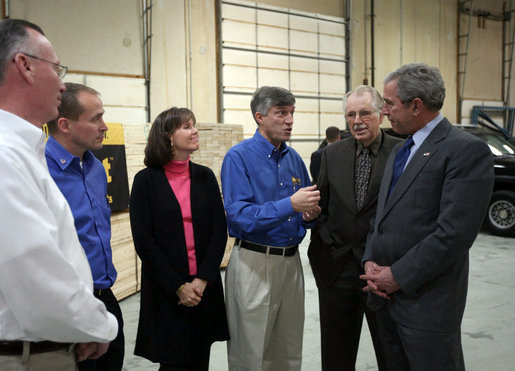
[163,157,197,276]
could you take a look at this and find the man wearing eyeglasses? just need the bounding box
[0,19,117,370]
[308,85,400,370]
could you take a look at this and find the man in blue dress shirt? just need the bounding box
[221,86,321,371]
[45,83,124,371]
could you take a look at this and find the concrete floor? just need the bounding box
[119,231,515,370]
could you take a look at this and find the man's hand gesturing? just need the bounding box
[290,185,320,213]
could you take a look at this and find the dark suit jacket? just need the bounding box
[310,148,323,183]
[308,132,401,289]
[363,118,494,332]
[129,163,229,364]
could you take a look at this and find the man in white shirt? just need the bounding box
[0,19,118,370]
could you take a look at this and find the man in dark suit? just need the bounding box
[310,126,340,183]
[308,85,400,370]
[361,63,495,370]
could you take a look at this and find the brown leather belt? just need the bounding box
[236,238,298,257]
[0,341,71,356]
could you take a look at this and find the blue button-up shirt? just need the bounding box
[45,136,117,289]
[221,130,314,247]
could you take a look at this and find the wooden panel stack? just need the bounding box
[111,122,243,300]
[192,123,244,267]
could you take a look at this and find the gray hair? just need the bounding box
[250,86,295,124]
[343,85,384,113]
[384,63,445,111]
[0,19,45,84]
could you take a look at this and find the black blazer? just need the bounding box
[129,162,229,364]
[364,119,494,332]
[310,148,323,184]
[308,132,401,289]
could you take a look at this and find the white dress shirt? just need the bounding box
[0,109,118,342]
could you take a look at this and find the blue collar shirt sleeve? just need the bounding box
[221,130,313,247]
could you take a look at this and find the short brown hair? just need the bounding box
[325,126,340,142]
[46,82,99,135]
[144,107,196,168]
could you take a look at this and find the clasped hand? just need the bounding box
[177,278,207,307]
[75,342,110,362]
[359,261,400,299]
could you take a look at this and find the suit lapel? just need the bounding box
[363,134,390,210]
[336,140,358,212]
[381,119,451,218]
[375,141,399,221]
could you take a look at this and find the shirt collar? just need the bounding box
[0,109,46,154]
[253,129,290,158]
[356,129,383,156]
[46,135,93,170]
[412,113,443,147]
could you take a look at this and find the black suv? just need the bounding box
[455,124,515,237]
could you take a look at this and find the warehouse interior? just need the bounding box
[5,0,514,146]
[2,0,514,369]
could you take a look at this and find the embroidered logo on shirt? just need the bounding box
[292,176,302,192]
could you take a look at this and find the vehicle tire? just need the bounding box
[485,190,515,237]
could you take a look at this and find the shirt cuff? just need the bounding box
[276,196,295,217]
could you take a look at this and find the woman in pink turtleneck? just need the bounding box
[130,107,229,370]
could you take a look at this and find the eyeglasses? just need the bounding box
[16,52,68,79]
[345,110,375,121]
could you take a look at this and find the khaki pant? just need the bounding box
[226,244,305,371]
[0,343,77,371]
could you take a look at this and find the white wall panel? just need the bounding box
[293,112,319,135]
[257,53,289,69]
[320,74,346,94]
[258,69,290,87]
[258,25,289,50]
[223,20,256,46]
[320,34,345,57]
[290,30,318,55]
[257,9,288,25]
[290,15,317,32]
[220,0,346,158]
[223,65,257,90]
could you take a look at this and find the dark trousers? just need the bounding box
[159,344,211,371]
[318,260,387,371]
[78,288,125,371]
[376,307,465,371]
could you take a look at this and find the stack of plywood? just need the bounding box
[192,123,244,268]
[111,122,243,300]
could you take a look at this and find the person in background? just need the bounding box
[310,125,340,183]
[221,86,320,370]
[0,18,117,370]
[308,85,400,370]
[361,63,494,370]
[130,107,229,371]
[45,82,125,371]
